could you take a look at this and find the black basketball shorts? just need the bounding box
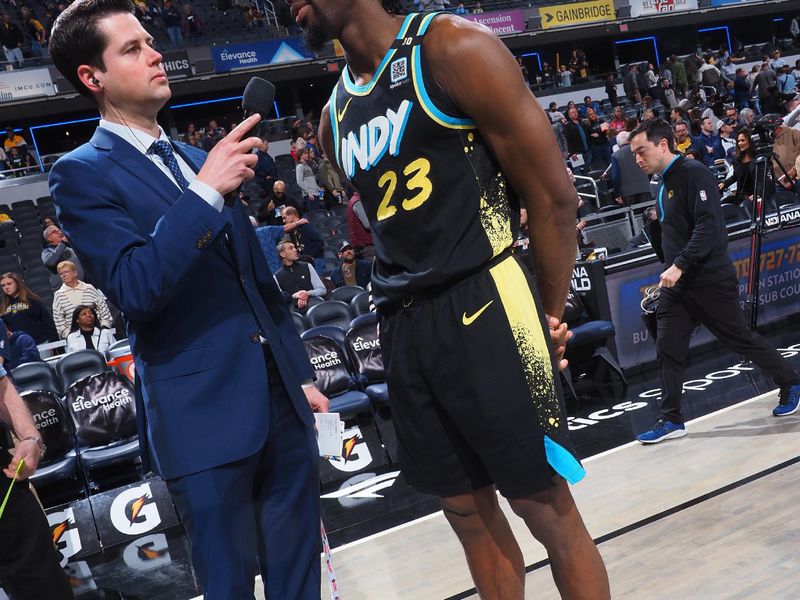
[379,254,585,499]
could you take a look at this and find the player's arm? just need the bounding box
[424,17,578,318]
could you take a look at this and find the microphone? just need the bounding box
[225,77,276,207]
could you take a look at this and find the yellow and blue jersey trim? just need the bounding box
[342,13,417,97]
[328,84,341,171]
[411,44,475,130]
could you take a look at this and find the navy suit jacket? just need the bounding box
[49,127,315,479]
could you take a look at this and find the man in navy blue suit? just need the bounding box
[47,2,328,598]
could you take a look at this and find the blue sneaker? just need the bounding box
[773,384,800,417]
[637,419,687,444]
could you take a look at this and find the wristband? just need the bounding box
[20,436,46,458]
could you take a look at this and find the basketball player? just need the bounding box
[302,1,610,597]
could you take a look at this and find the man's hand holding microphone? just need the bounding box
[195,113,264,196]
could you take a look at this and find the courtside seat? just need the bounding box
[329,285,364,305]
[21,389,79,487]
[302,332,370,419]
[291,311,307,334]
[351,291,372,317]
[301,325,346,347]
[566,320,626,385]
[56,349,110,390]
[306,300,353,331]
[346,313,389,405]
[11,361,63,396]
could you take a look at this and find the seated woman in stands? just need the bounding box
[0,272,58,344]
[718,128,759,205]
[65,305,116,355]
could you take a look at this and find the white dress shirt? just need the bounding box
[99,119,223,212]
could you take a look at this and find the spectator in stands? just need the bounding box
[670,106,688,126]
[604,73,617,106]
[699,57,721,90]
[5,146,27,177]
[732,68,751,110]
[654,78,679,109]
[330,242,370,289]
[472,1,483,13]
[644,63,658,94]
[161,0,183,48]
[546,101,564,123]
[691,116,718,167]
[670,55,688,98]
[778,65,797,95]
[52,261,113,339]
[719,128,757,203]
[282,206,323,261]
[673,121,692,155]
[0,14,24,68]
[738,107,755,128]
[586,108,611,165]
[42,225,84,289]
[453,2,468,15]
[269,179,303,215]
[563,106,591,172]
[3,127,27,157]
[42,216,58,229]
[295,148,322,208]
[2,321,41,370]
[558,64,572,88]
[255,215,315,273]
[274,241,326,310]
[684,52,703,86]
[578,96,601,119]
[755,62,779,114]
[245,4,265,28]
[773,120,800,191]
[347,192,374,259]
[540,61,553,87]
[0,272,57,344]
[712,118,736,161]
[20,7,46,58]
[610,131,652,206]
[181,3,204,43]
[609,106,626,133]
[623,64,641,105]
[318,150,345,207]
[254,137,278,190]
[771,49,787,71]
[65,305,116,354]
[720,56,736,84]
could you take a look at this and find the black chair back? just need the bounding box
[330,285,365,305]
[63,371,137,447]
[345,313,384,383]
[302,336,353,397]
[306,300,353,331]
[351,291,373,316]
[56,350,110,391]
[20,390,74,461]
[11,361,63,395]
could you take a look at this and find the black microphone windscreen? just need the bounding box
[242,77,276,115]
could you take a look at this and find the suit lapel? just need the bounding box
[93,128,180,208]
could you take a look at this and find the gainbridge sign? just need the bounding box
[539,0,615,30]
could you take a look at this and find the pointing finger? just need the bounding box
[227,113,262,143]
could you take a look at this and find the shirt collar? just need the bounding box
[99,119,170,156]
[59,281,87,292]
[661,154,681,177]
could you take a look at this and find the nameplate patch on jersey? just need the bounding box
[340,100,413,179]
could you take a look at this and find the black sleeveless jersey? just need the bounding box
[328,12,519,307]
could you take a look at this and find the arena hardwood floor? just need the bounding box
[318,391,800,600]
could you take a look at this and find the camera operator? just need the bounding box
[629,119,800,444]
[0,319,73,598]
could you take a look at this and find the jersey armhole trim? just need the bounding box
[410,35,476,130]
[329,85,341,171]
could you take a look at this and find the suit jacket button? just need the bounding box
[196,241,205,250]
[250,333,260,343]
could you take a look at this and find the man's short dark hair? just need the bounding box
[630,118,675,153]
[49,0,134,99]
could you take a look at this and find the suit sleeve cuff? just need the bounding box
[188,179,224,212]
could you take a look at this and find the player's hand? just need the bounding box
[4,440,40,480]
[659,264,683,288]
[547,314,572,371]
[195,114,262,196]
[304,386,330,413]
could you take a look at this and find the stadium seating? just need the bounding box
[306,300,353,331]
[11,360,63,396]
[329,285,365,305]
[345,313,389,405]
[56,349,109,390]
[350,291,373,317]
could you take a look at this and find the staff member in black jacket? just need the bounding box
[629,119,800,444]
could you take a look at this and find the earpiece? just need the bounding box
[91,77,100,85]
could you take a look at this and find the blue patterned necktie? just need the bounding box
[148,139,190,191]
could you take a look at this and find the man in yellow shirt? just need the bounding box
[3,128,27,155]
[674,122,692,155]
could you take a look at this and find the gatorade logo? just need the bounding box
[109,484,162,536]
[48,508,82,567]
[327,425,373,472]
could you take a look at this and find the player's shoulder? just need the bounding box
[423,12,501,57]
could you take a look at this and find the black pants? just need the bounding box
[0,480,74,599]
[656,275,799,423]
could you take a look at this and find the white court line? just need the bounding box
[189,386,783,599]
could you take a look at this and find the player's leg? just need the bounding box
[508,477,609,600]
[441,486,525,600]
